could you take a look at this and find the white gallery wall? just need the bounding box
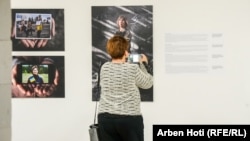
[10,0,250,141]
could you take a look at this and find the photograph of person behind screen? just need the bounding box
[27,65,44,84]
[11,56,65,98]
[98,35,153,141]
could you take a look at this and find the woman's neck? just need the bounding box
[112,58,126,63]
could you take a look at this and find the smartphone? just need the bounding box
[127,54,141,63]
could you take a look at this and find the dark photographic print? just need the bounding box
[11,56,65,98]
[92,5,153,101]
[11,9,65,51]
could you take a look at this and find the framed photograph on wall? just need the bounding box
[11,9,65,51]
[11,56,65,98]
[91,5,153,101]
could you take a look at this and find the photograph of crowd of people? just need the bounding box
[11,56,65,98]
[92,5,153,101]
[15,13,52,39]
[11,9,64,51]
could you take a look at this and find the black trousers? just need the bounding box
[98,113,144,141]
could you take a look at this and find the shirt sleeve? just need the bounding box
[135,63,153,89]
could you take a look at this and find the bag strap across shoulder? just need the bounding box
[93,62,104,125]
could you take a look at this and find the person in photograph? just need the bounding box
[97,35,153,141]
[27,65,44,84]
[20,20,27,33]
[26,21,34,37]
[11,56,64,98]
[115,15,132,52]
[36,15,43,38]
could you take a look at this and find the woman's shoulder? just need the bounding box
[102,62,110,66]
[127,63,138,67]
[102,62,137,68]
[124,63,140,70]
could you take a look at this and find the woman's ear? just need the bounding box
[124,50,129,58]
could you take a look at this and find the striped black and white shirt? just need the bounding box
[98,62,153,116]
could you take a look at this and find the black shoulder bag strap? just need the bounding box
[93,62,103,125]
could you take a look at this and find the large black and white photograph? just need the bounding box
[11,9,64,51]
[11,56,65,98]
[92,5,153,101]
